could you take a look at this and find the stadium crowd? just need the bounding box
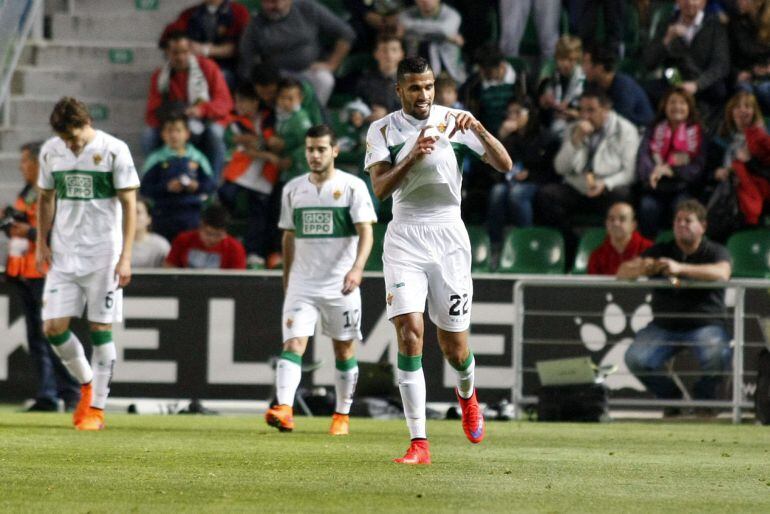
[116,0,770,270]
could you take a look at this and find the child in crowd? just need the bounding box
[140,113,216,243]
[131,198,171,268]
[218,84,280,268]
[538,35,585,138]
[435,75,465,110]
[336,98,371,170]
[165,204,246,269]
[269,78,313,182]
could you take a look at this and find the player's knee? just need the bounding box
[398,322,423,350]
[283,338,307,355]
[89,322,112,333]
[333,340,355,361]
[43,319,69,339]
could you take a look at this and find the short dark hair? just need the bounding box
[160,111,189,130]
[201,204,230,230]
[19,141,42,157]
[675,199,707,224]
[162,29,189,49]
[585,44,617,73]
[49,97,91,134]
[306,124,337,146]
[251,61,281,86]
[375,34,403,49]
[277,77,303,95]
[397,56,432,83]
[234,83,258,101]
[474,44,505,71]
[435,75,457,92]
[580,84,612,107]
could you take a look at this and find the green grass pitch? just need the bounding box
[1,407,769,513]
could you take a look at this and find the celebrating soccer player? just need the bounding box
[36,97,139,430]
[365,57,513,464]
[265,124,377,435]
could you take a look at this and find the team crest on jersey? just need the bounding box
[333,189,342,200]
[386,292,394,306]
[437,122,447,134]
[286,318,293,328]
[92,153,102,165]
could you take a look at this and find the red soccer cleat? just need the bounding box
[457,388,485,444]
[265,404,294,432]
[393,439,431,465]
[72,383,93,427]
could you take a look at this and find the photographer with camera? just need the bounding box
[4,142,79,411]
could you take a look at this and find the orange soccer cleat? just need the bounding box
[329,413,350,436]
[76,407,105,431]
[72,383,93,427]
[265,404,294,432]
[457,388,485,444]
[393,439,431,465]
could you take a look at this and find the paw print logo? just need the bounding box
[574,293,652,391]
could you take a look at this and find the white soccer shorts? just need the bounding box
[42,262,123,323]
[383,222,473,332]
[282,286,363,342]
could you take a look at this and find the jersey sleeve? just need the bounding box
[37,144,55,190]
[349,178,378,224]
[364,121,391,170]
[278,183,295,230]
[112,142,141,190]
[451,111,486,159]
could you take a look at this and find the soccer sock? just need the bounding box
[397,353,427,440]
[90,331,116,410]
[48,330,93,384]
[452,352,475,400]
[334,357,359,415]
[276,351,302,407]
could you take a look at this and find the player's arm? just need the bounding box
[116,188,138,287]
[369,127,436,200]
[282,230,295,293]
[451,112,513,173]
[342,222,373,295]
[35,188,56,272]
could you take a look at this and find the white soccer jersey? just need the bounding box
[38,130,140,263]
[279,170,377,291]
[365,105,486,223]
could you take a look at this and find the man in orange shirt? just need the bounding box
[588,202,653,275]
[4,142,79,411]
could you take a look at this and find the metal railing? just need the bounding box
[0,0,42,128]
[512,276,770,424]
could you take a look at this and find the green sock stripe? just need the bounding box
[280,351,302,365]
[335,357,358,372]
[397,353,422,372]
[47,330,72,346]
[90,331,113,346]
[452,352,474,371]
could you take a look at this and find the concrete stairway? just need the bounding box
[0,0,198,204]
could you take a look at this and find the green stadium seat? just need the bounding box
[239,0,261,11]
[466,225,491,273]
[655,230,674,244]
[572,228,606,274]
[498,227,565,274]
[365,223,387,272]
[727,229,770,278]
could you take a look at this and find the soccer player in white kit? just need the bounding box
[265,124,377,435]
[36,97,139,431]
[366,57,513,464]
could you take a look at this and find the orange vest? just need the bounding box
[222,113,279,185]
[6,186,46,279]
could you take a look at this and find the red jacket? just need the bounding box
[145,55,234,127]
[166,229,246,269]
[588,231,653,275]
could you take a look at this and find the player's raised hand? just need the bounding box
[35,241,52,274]
[115,256,132,288]
[342,266,363,295]
[408,127,437,159]
[449,112,483,139]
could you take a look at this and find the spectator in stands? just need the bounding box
[498,0,560,62]
[219,84,280,268]
[715,91,770,225]
[140,113,216,243]
[731,0,770,113]
[619,199,732,414]
[588,202,653,275]
[460,45,517,137]
[336,98,371,168]
[642,0,730,127]
[132,198,171,268]
[161,0,251,89]
[4,142,79,412]
[399,0,467,84]
[354,34,404,119]
[637,87,706,238]
[144,31,233,178]
[251,62,323,126]
[238,0,356,106]
[582,44,654,127]
[566,0,626,57]
[271,78,313,182]
[487,98,560,268]
[344,0,404,51]
[166,204,247,269]
[435,75,464,110]
[537,87,639,259]
[538,35,586,138]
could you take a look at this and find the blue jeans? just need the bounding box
[625,322,732,400]
[142,122,226,181]
[486,181,539,244]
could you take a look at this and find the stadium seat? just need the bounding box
[655,230,674,243]
[498,227,565,274]
[572,228,606,274]
[239,0,261,11]
[727,229,770,278]
[365,223,387,272]
[467,225,491,273]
